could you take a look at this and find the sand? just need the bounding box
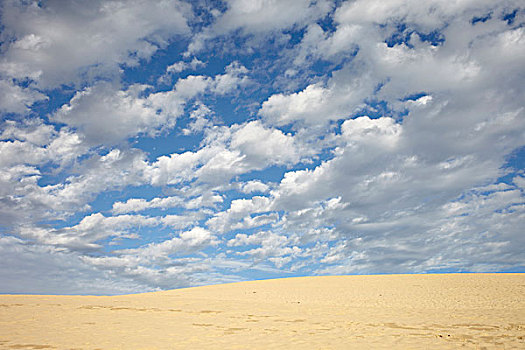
[0,274,524,349]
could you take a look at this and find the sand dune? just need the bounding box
[0,274,523,349]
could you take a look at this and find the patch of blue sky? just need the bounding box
[424,267,473,274]
[131,91,256,160]
[385,23,445,48]
[132,125,202,161]
[214,267,290,283]
[283,27,308,47]
[316,5,338,34]
[101,226,175,253]
[400,92,429,101]
[121,41,190,89]
[502,8,519,25]
[187,0,228,29]
[471,12,492,25]
[208,90,260,125]
[236,165,292,184]
[353,100,393,120]
[496,146,525,185]
[381,92,430,122]
[499,265,525,273]
[309,58,341,78]
[11,88,73,127]
[36,165,75,187]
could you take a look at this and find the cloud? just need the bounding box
[0,0,523,294]
[0,0,191,88]
[120,226,217,259]
[214,0,332,34]
[0,79,47,114]
[239,180,270,194]
[112,194,222,214]
[207,196,273,233]
[260,66,375,126]
[187,0,333,53]
[0,146,149,229]
[79,227,220,289]
[145,118,304,187]
[228,231,301,268]
[158,57,205,84]
[112,197,183,214]
[53,83,165,145]
[230,121,301,166]
[17,213,158,251]
[0,235,152,295]
[51,62,249,146]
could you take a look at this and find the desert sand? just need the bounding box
[0,274,524,349]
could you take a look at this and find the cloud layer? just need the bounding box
[0,0,523,294]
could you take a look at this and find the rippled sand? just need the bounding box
[0,274,524,349]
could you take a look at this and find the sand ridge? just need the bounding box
[0,274,524,349]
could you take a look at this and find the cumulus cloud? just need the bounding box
[53,83,165,145]
[0,0,191,88]
[188,0,333,53]
[230,121,301,166]
[17,213,158,251]
[79,227,220,289]
[228,231,301,268]
[0,235,152,295]
[0,79,47,114]
[215,0,332,34]
[260,68,375,126]
[145,119,304,187]
[53,63,249,146]
[238,180,271,194]
[112,194,222,214]
[207,196,273,233]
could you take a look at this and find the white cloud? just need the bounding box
[119,226,217,259]
[77,226,220,289]
[146,119,304,187]
[214,0,332,34]
[0,147,149,228]
[207,196,273,233]
[182,103,215,135]
[168,58,205,73]
[514,175,525,190]
[188,0,333,53]
[230,120,301,166]
[112,198,161,214]
[0,235,152,295]
[160,213,204,230]
[51,62,249,146]
[228,231,301,268]
[159,58,205,85]
[0,118,88,169]
[239,180,270,194]
[260,67,375,126]
[53,83,164,145]
[0,79,47,114]
[17,213,158,251]
[0,0,191,88]
[112,196,183,214]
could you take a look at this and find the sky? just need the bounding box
[0,0,524,295]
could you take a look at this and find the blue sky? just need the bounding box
[0,0,524,295]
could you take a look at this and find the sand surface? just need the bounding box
[0,274,524,349]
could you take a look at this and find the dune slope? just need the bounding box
[0,274,524,349]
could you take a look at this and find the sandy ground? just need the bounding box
[0,274,524,349]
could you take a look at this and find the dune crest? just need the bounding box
[1,274,524,349]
